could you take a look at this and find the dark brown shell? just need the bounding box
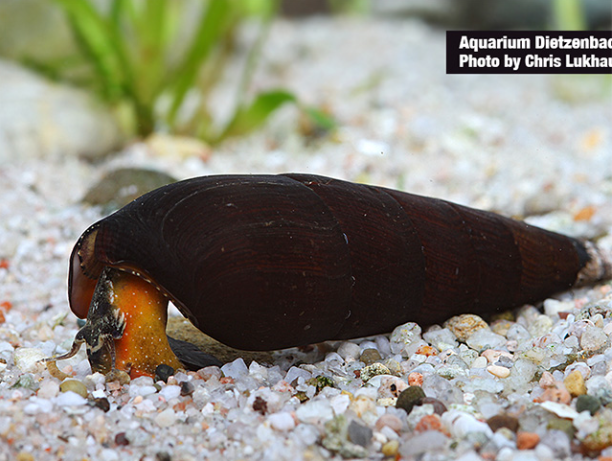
[69,174,590,350]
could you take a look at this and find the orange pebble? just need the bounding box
[408,372,423,386]
[574,205,596,222]
[517,432,540,450]
[0,301,11,312]
[598,457,612,461]
[173,399,191,411]
[415,345,438,356]
[0,259,8,269]
[415,414,449,436]
[220,376,234,385]
[538,387,571,405]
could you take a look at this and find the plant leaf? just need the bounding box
[166,0,235,125]
[215,90,296,143]
[53,0,127,99]
[300,105,337,133]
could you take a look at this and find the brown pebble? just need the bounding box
[252,396,268,415]
[421,397,447,415]
[93,397,110,412]
[115,432,130,446]
[16,452,34,461]
[486,414,519,433]
[396,386,426,414]
[360,348,382,365]
[517,431,540,450]
[180,381,195,396]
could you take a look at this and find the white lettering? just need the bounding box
[504,55,521,70]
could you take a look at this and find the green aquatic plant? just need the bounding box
[33,0,333,144]
[552,0,586,30]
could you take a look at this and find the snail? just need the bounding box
[50,174,612,378]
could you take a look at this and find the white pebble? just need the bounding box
[249,360,268,380]
[506,323,530,342]
[154,408,177,427]
[528,315,553,337]
[478,402,502,419]
[101,448,119,461]
[293,423,319,446]
[390,322,422,353]
[135,398,156,413]
[399,430,448,457]
[338,342,361,361]
[543,299,574,317]
[375,336,392,356]
[574,411,599,436]
[581,325,608,351]
[423,327,458,351]
[85,372,106,388]
[285,366,311,384]
[456,451,485,461]
[54,391,87,406]
[329,393,351,415]
[324,352,343,364]
[24,397,53,414]
[128,385,157,397]
[159,385,181,400]
[442,410,493,438]
[534,443,555,460]
[14,347,46,372]
[508,451,539,461]
[295,399,334,424]
[471,357,487,368]
[496,447,514,461]
[466,329,506,350]
[539,401,579,419]
[221,358,249,380]
[37,379,60,399]
[268,412,295,431]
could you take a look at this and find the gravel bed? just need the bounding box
[0,18,611,461]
